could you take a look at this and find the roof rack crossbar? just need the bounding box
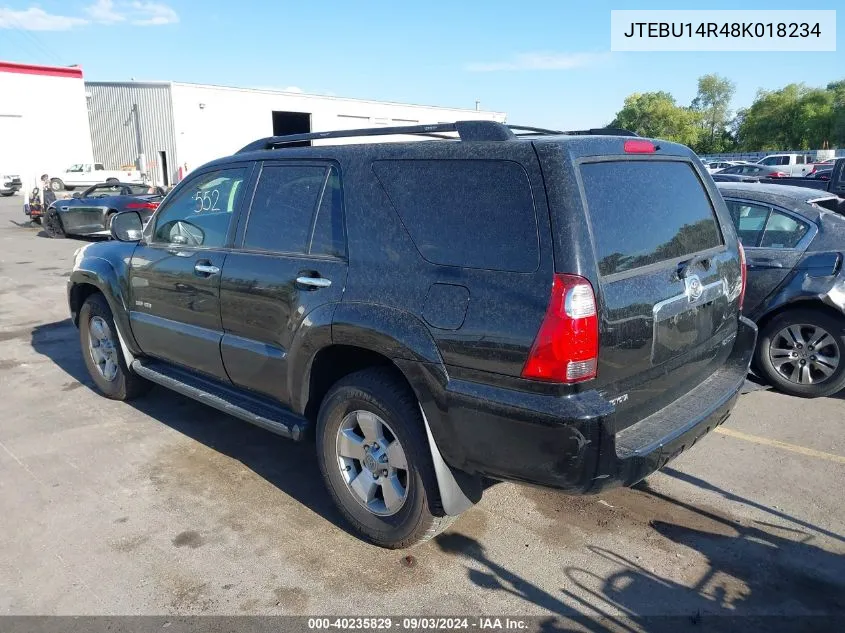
[560,127,639,137]
[237,120,515,153]
[506,125,564,135]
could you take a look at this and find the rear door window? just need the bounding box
[761,211,809,248]
[725,200,769,247]
[373,159,538,272]
[580,161,723,277]
[243,164,345,257]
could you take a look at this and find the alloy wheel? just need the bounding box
[335,410,409,516]
[88,315,119,382]
[769,323,840,385]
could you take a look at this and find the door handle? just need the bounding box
[748,258,783,268]
[194,262,220,276]
[296,276,331,289]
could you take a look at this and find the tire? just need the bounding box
[65,186,75,191]
[755,308,845,398]
[42,208,66,238]
[31,217,42,225]
[79,293,150,401]
[106,178,120,185]
[50,178,64,192]
[316,368,457,548]
[0,191,14,197]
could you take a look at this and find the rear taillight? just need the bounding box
[770,171,789,178]
[126,201,159,210]
[624,139,656,154]
[738,242,747,311]
[522,274,599,383]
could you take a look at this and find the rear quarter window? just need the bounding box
[372,159,539,272]
[580,160,723,277]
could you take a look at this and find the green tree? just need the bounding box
[691,74,736,153]
[610,91,701,148]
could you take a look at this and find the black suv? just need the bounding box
[68,121,756,548]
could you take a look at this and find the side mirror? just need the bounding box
[110,210,144,242]
[72,192,81,199]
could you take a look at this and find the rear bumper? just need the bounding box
[414,316,757,493]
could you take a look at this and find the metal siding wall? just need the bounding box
[86,83,178,186]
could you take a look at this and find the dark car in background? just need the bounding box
[718,182,845,397]
[43,182,164,238]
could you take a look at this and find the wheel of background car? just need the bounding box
[316,368,457,548]
[0,191,13,197]
[42,207,66,239]
[79,293,150,401]
[755,308,845,398]
[106,178,120,185]
[50,178,63,192]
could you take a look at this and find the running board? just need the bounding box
[130,359,309,441]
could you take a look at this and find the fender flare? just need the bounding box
[69,255,141,356]
[316,302,479,516]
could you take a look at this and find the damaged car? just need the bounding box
[718,182,845,397]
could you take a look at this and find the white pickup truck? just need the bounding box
[756,153,814,177]
[50,163,143,192]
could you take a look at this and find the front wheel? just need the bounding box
[755,308,845,398]
[79,293,150,400]
[316,368,457,548]
[42,208,66,238]
[0,191,14,197]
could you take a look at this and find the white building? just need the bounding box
[85,81,507,187]
[0,60,94,193]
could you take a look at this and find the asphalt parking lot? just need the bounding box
[0,194,843,628]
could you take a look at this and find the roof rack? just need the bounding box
[236,121,639,153]
[237,120,516,153]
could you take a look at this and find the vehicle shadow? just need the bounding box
[436,485,845,632]
[29,319,348,534]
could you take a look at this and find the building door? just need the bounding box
[271,111,311,147]
[158,151,169,187]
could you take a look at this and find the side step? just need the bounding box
[131,358,309,441]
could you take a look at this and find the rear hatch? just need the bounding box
[565,147,742,432]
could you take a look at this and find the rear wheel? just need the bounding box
[0,191,14,197]
[50,178,64,192]
[756,308,845,398]
[79,293,150,400]
[316,368,456,548]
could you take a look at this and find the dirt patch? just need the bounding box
[272,586,309,613]
[170,577,214,612]
[172,530,205,549]
[0,359,26,371]
[522,483,741,549]
[61,381,83,391]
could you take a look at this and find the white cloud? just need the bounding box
[85,0,125,23]
[0,6,88,31]
[130,1,178,25]
[465,52,609,72]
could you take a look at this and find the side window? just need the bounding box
[151,167,247,248]
[95,164,105,171]
[779,156,791,166]
[759,156,776,166]
[796,155,805,165]
[761,211,809,249]
[243,165,328,254]
[373,159,539,272]
[726,200,769,247]
[309,167,346,258]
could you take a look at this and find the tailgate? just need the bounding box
[579,158,743,432]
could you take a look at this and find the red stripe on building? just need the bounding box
[0,60,83,79]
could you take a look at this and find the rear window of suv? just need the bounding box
[373,159,539,272]
[580,160,722,277]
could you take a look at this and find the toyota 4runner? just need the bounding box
[68,121,757,548]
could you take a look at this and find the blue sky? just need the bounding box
[0,1,841,128]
